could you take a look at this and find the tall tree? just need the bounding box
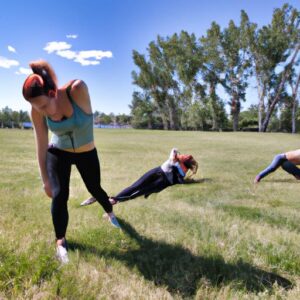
[132,37,178,130]
[200,22,226,130]
[222,11,252,131]
[249,4,300,131]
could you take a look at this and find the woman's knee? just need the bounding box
[51,193,68,213]
[89,186,108,200]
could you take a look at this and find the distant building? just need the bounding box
[94,123,132,129]
[22,122,33,129]
[20,122,130,130]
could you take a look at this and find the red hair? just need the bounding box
[177,154,198,175]
[22,74,44,100]
[22,60,58,101]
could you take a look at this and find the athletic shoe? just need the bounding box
[107,213,121,229]
[56,245,69,264]
[80,197,97,206]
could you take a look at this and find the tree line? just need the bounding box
[0,106,31,128]
[0,107,132,129]
[130,3,300,132]
[3,103,299,133]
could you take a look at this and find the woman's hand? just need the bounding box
[43,180,52,198]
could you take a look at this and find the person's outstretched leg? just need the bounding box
[281,161,300,179]
[114,167,163,202]
[80,166,163,206]
[76,149,120,228]
[255,153,287,183]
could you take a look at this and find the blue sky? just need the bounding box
[1,0,299,115]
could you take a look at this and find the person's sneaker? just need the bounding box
[106,213,121,229]
[56,245,69,264]
[109,197,119,205]
[80,197,97,206]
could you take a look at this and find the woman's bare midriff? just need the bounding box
[62,141,95,153]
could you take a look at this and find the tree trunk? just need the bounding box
[167,98,178,130]
[262,71,292,132]
[232,111,239,131]
[161,114,169,130]
[153,90,169,130]
[257,80,265,132]
[147,118,153,129]
[209,82,218,130]
[292,99,297,134]
[231,93,240,131]
[261,45,300,132]
[291,72,300,133]
[168,108,176,130]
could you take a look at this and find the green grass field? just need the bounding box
[1,129,300,299]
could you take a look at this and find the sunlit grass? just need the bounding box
[1,129,300,299]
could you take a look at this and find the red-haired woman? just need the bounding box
[81,148,199,206]
[22,60,120,264]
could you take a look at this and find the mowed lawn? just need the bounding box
[1,128,300,299]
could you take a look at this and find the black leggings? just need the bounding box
[114,166,171,201]
[47,147,112,239]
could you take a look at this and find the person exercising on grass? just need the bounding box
[22,60,120,264]
[254,149,300,183]
[81,148,199,206]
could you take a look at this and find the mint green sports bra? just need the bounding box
[46,81,94,150]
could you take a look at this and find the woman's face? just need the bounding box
[30,95,57,117]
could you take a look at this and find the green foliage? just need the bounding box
[239,105,258,129]
[129,91,163,129]
[93,111,131,126]
[0,107,30,128]
[248,4,300,131]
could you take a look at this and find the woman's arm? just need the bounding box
[168,148,179,162]
[31,107,52,197]
[174,161,186,177]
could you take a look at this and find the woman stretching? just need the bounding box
[22,60,120,264]
[81,148,198,206]
[254,149,300,183]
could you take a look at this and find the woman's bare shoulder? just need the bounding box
[68,80,91,112]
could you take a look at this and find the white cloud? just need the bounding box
[44,41,113,66]
[43,41,72,53]
[74,57,100,66]
[56,50,77,60]
[77,50,113,60]
[0,56,19,68]
[15,67,32,75]
[66,34,78,39]
[8,45,16,53]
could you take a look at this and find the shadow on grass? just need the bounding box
[184,177,212,184]
[262,178,298,183]
[68,219,292,298]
